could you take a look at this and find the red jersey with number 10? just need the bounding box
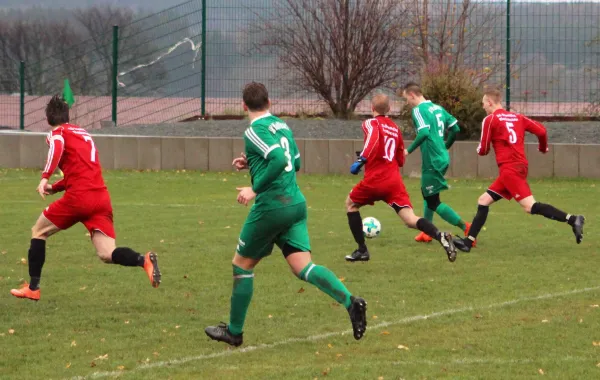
[42,123,107,193]
[477,109,548,168]
[359,115,405,180]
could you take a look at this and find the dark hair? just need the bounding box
[242,82,269,111]
[402,82,423,96]
[45,95,70,126]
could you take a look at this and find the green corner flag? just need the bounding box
[63,79,75,108]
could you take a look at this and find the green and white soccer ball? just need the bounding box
[362,217,381,239]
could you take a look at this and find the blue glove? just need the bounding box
[350,156,367,175]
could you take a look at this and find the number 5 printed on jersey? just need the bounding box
[505,122,517,144]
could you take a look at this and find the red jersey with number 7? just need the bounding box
[42,123,107,193]
[359,115,405,180]
[477,108,548,168]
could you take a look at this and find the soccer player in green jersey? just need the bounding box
[399,83,472,244]
[205,82,367,347]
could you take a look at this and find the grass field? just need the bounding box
[1,169,599,380]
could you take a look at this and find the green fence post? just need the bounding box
[19,61,25,130]
[505,0,511,111]
[201,0,207,117]
[112,25,119,126]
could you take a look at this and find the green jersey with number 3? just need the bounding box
[411,100,459,169]
[244,113,305,211]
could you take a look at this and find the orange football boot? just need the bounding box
[10,283,40,301]
[414,231,433,243]
[464,222,477,247]
[143,252,161,288]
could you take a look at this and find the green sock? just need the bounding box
[423,200,434,222]
[299,262,352,309]
[435,203,467,231]
[228,265,254,336]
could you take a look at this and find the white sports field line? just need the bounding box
[70,285,600,380]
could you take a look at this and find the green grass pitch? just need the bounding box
[1,169,598,380]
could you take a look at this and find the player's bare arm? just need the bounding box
[232,152,248,170]
[236,186,256,206]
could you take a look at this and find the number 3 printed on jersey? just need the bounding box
[505,122,517,144]
[280,137,293,172]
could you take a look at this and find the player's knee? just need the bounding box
[522,203,533,214]
[31,226,46,239]
[96,249,113,263]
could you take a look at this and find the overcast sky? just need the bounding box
[0,0,182,9]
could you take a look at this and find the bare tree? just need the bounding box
[253,0,409,119]
[403,0,513,85]
[73,5,167,96]
[0,16,84,95]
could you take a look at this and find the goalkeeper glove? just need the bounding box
[350,156,367,175]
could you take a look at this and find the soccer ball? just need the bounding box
[362,217,381,239]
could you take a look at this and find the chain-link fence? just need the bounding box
[1,0,599,130]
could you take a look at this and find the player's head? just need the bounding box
[482,89,502,115]
[371,94,390,116]
[399,82,424,107]
[242,82,270,112]
[45,95,70,127]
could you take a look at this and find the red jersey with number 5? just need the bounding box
[477,109,548,168]
[359,115,405,180]
[42,123,107,193]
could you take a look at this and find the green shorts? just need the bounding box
[236,202,311,259]
[421,164,449,197]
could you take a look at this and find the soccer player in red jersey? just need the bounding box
[454,89,585,253]
[345,94,457,263]
[10,96,161,301]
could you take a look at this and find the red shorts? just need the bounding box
[43,190,116,238]
[349,176,412,210]
[488,165,532,201]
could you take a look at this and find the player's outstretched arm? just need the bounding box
[406,126,430,154]
[523,116,548,153]
[41,135,64,180]
[477,115,493,156]
[445,123,460,150]
[252,148,287,193]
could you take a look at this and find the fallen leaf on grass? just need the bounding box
[381,331,391,335]
[593,341,600,346]
[397,345,409,350]
[591,305,599,308]
[100,338,105,342]
[160,240,165,243]
[268,315,273,319]
[94,354,109,361]
[474,314,482,319]
[224,226,231,229]
[378,377,384,380]
[66,363,71,369]
[327,343,333,349]
[90,362,97,368]
[372,315,378,319]
[222,178,227,182]
[71,341,77,347]
[580,319,583,323]
[79,286,87,291]
[0,333,5,337]
[20,258,27,264]
[153,352,160,357]
[538,368,545,375]
[338,277,345,282]
[8,329,14,335]
[183,275,188,279]
[336,353,342,358]
[124,320,130,324]
[1,251,6,255]
[175,325,181,329]
[297,287,305,293]
[596,362,600,367]
[322,367,330,375]
[117,365,125,370]
[541,320,549,323]
[315,351,319,355]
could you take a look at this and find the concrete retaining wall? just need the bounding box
[0,133,593,178]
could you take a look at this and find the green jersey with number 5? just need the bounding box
[244,113,305,211]
[411,100,459,169]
